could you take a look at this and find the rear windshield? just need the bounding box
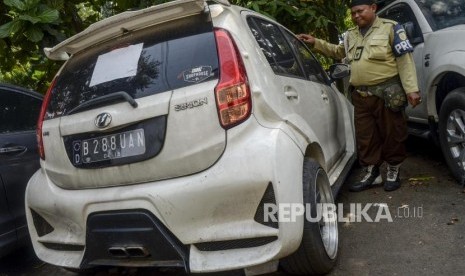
[46,14,218,119]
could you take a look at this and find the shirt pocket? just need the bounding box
[346,43,356,62]
[368,35,389,60]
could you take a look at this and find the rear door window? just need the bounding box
[281,30,328,85]
[247,17,305,78]
[0,89,42,133]
[47,15,218,119]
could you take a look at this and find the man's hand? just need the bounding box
[407,91,422,108]
[297,34,316,45]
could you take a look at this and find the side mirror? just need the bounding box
[329,63,350,80]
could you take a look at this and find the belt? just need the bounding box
[355,88,373,97]
[352,75,401,98]
[354,86,373,97]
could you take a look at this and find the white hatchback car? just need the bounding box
[26,0,355,275]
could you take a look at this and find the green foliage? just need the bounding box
[0,0,60,42]
[0,0,351,93]
[231,0,351,67]
[0,0,63,92]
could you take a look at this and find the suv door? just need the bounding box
[378,3,427,121]
[281,30,346,165]
[247,16,344,168]
[0,86,42,254]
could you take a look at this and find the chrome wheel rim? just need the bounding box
[315,168,338,259]
[445,109,465,173]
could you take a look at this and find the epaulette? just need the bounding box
[380,18,397,25]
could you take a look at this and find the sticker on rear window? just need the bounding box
[89,43,144,87]
[181,66,213,83]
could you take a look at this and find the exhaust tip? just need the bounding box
[108,246,150,258]
[126,246,151,258]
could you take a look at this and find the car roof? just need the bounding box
[0,83,43,99]
[44,0,207,61]
[376,0,397,11]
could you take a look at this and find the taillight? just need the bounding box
[214,28,251,129]
[37,78,56,160]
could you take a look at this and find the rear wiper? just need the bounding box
[67,91,138,115]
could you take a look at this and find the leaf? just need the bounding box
[0,20,23,37]
[37,9,59,24]
[0,22,14,38]
[24,0,41,10]
[408,176,435,182]
[252,2,259,12]
[24,25,44,42]
[19,15,41,24]
[4,0,26,10]
[43,25,65,41]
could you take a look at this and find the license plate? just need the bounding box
[72,129,145,164]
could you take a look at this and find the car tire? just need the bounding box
[280,158,338,275]
[438,87,465,183]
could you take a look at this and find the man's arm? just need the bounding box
[297,34,346,60]
[390,23,422,107]
[396,53,422,107]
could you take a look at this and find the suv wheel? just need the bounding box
[439,87,465,183]
[280,158,338,275]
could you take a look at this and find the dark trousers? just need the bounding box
[352,91,408,167]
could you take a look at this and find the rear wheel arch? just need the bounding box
[304,143,325,172]
[435,72,465,116]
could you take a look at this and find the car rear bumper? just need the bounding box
[25,117,305,272]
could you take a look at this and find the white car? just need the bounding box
[26,0,355,275]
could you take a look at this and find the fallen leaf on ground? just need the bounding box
[408,176,435,181]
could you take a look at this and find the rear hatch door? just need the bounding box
[42,2,226,189]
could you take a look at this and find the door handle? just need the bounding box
[0,146,27,154]
[285,90,299,100]
[321,91,329,103]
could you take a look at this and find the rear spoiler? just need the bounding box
[44,0,207,60]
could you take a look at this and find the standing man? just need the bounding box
[298,0,422,192]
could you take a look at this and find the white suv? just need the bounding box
[26,0,355,274]
[378,0,465,182]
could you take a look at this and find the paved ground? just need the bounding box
[329,136,465,275]
[1,136,464,276]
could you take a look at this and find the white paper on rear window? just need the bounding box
[89,43,144,87]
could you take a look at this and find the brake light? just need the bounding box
[214,28,251,129]
[37,78,56,160]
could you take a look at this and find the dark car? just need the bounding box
[0,83,43,258]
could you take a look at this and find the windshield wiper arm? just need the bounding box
[67,91,138,115]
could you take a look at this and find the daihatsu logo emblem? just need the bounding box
[95,113,112,128]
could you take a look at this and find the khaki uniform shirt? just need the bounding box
[313,17,419,94]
